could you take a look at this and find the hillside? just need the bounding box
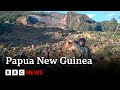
[0,11,120,80]
[0,29,119,61]
[0,11,118,32]
[0,11,97,47]
[0,11,119,61]
[0,23,68,47]
[16,11,97,30]
[0,11,101,31]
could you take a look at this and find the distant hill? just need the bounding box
[0,11,103,31]
[0,11,118,31]
[0,11,119,46]
[16,11,100,31]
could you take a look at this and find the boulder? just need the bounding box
[16,16,27,25]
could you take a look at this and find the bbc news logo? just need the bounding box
[5,69,44,76]
[5,69,25,76]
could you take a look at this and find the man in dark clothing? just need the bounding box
[78,38,91,59]
[20,51,28,59]
[74,38,91,59]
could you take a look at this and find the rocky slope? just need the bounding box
[0,11,118,31]
[0,23,68,47]
[16,11,96,30]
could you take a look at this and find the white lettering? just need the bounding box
[37,57,58,64]
[5,57,34,66]
[60,57,66,64]
[87,59,92,64]
[82,59,87,64]
[60,57,92,64]
[6,57,12,64]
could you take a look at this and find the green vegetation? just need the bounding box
[101,17,118,31]
[67,30,120,62]
[67,11,103,31]
[0,11,49,24]
[0,11,28,24]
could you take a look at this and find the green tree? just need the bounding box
[101,17,118,31]
[110,17,118,31]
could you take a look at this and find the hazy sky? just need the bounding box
[35,11,120,23]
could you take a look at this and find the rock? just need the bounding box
[16,11,95,31]
[28,15,45,24]
[0,44,4,49]
[16,16,27,25]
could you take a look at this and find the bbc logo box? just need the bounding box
[5,69,25,76]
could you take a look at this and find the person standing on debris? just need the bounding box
[77,38,91,59]
[18,49,28,59]
[68,38,91,59]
